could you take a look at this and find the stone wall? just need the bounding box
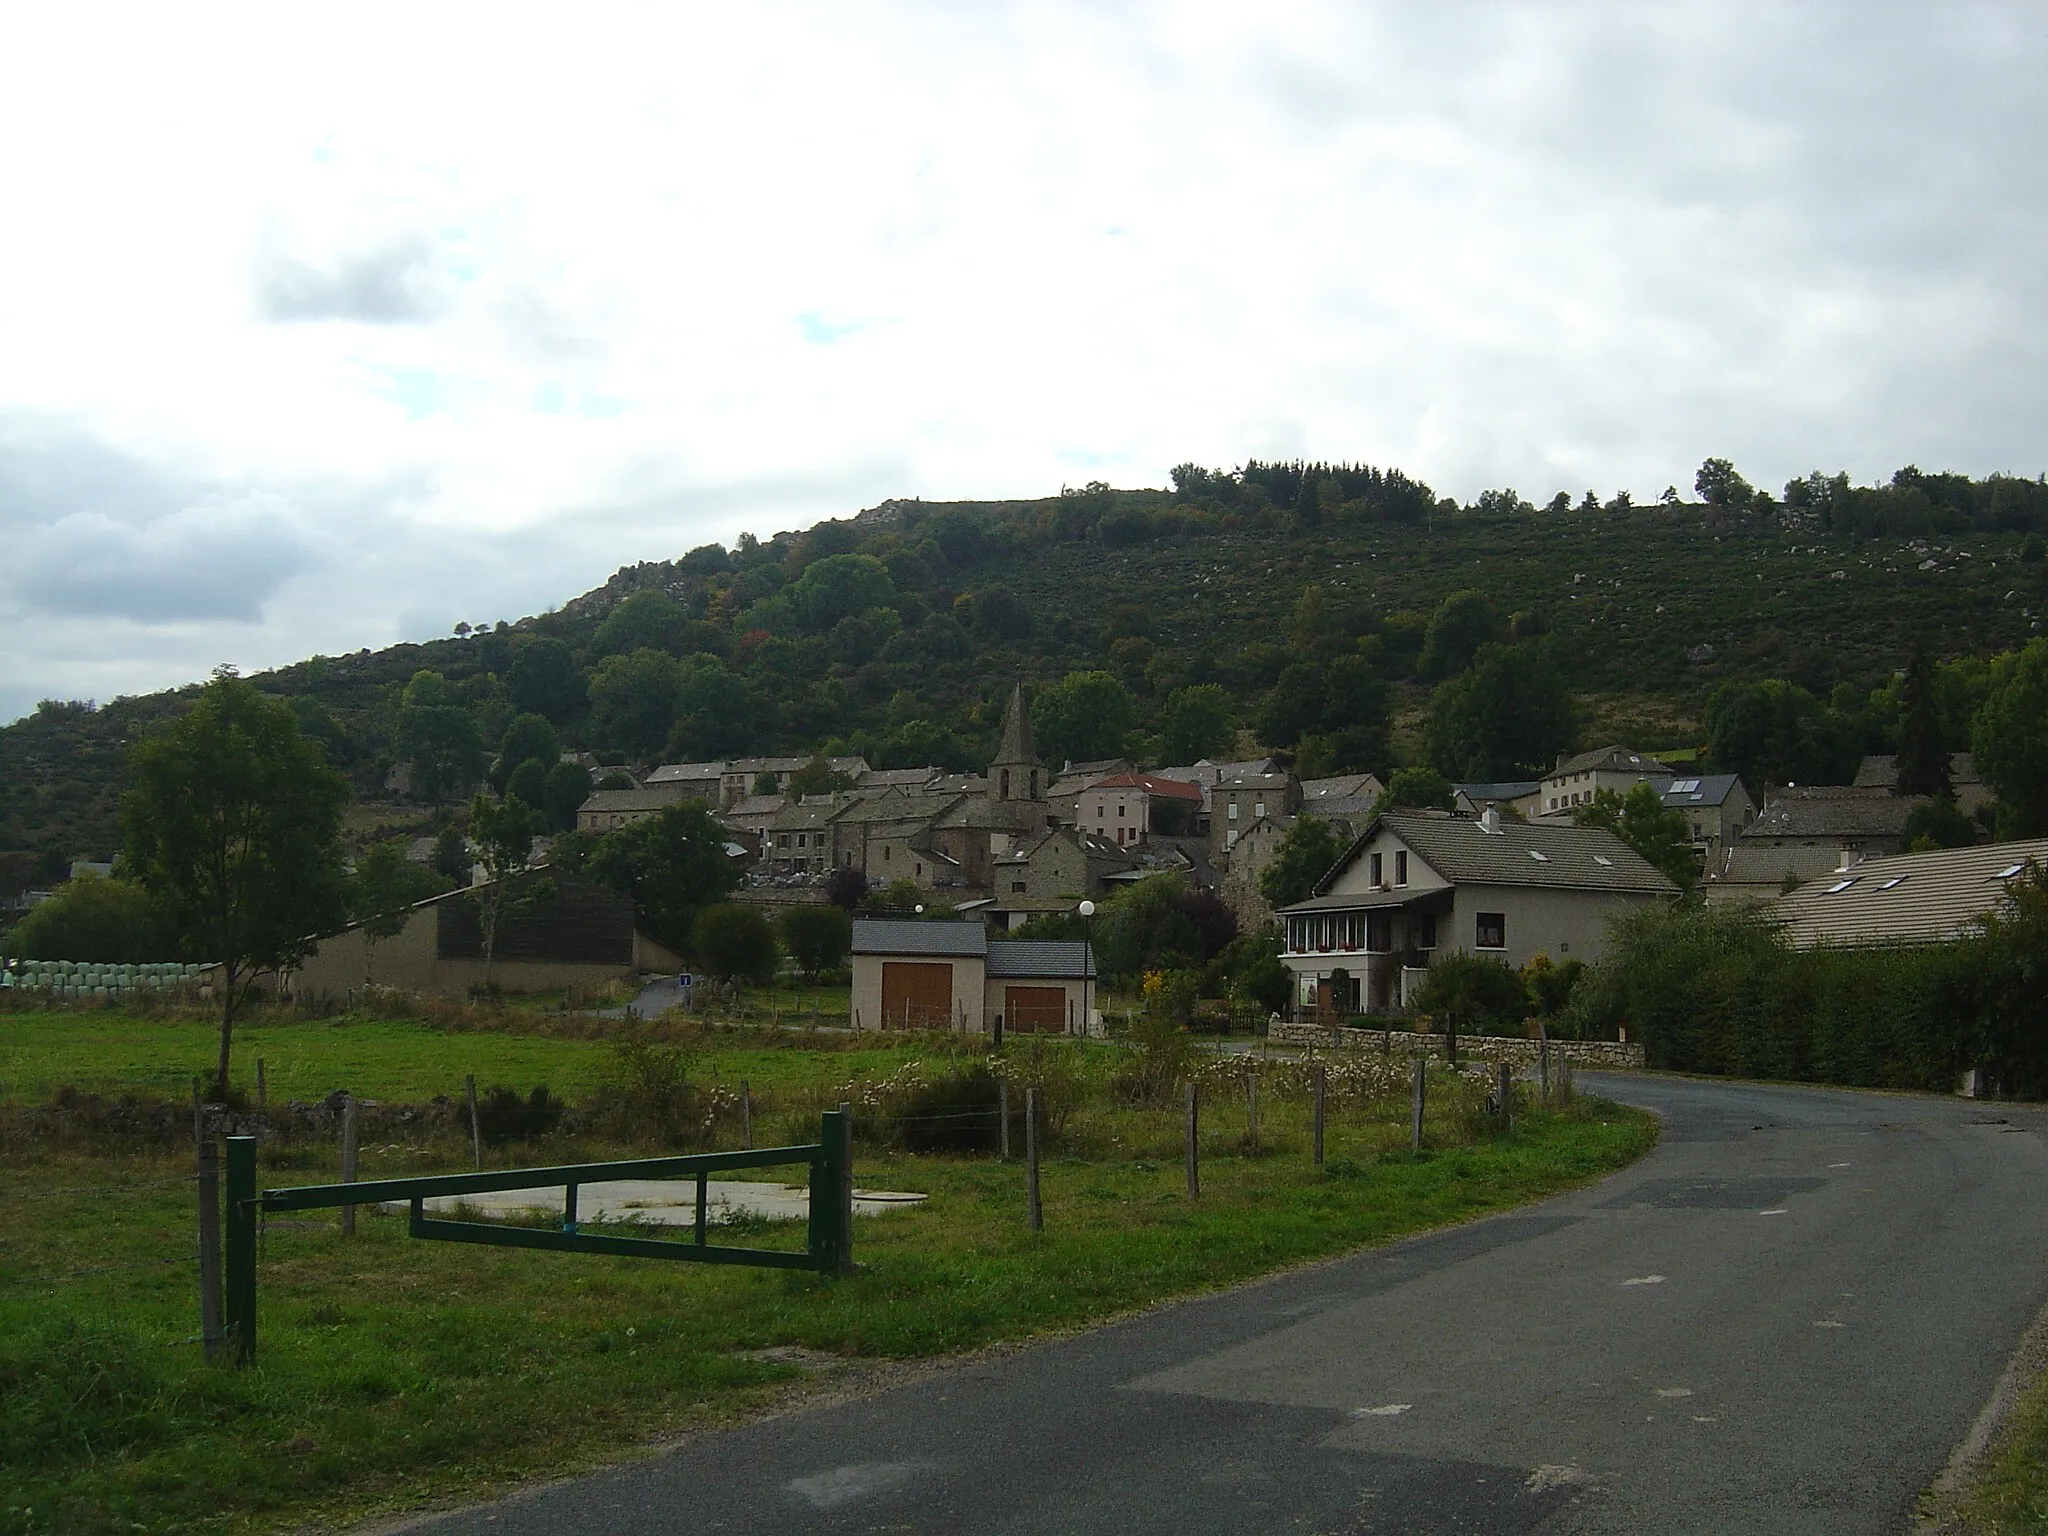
[1266,1019,1644,1069]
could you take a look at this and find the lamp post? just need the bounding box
[1078,899,1096,1039]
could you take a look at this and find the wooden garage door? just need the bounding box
[881,962,953,1030]
[1004,985,1066,1035]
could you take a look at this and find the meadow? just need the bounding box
[1,1002,1656,1536]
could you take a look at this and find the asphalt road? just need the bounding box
[404,1075,2048,1535]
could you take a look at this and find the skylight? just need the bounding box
[1671,778,1700,793]
[1826,877,1859,894]
[1995,863,2026,879]
[1593,854,1614,866]
[1878,875,1909,890]
[1529,850,1550,862]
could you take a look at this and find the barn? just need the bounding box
[850,919,1096,1035]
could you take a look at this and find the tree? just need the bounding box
[506,758,550,811]
[348,838,450,982]
[9,872,168,961]
[542,761,592,832]
[1371,766,1455,817]
[507,638,585,725]
[123,672,349,1097]
[585,801,741,954]
[691,903,778,985]
[1424,642,1576,781]
[789,754,854,799]
[1417,590,1501,680]
[1414,952,1528,1065]
[823,865,870,911]
[1032,671,1136,766]
[467,793,538,984]
[432,824,472,887]
[668,657,758,760]
[1695,457,1755,509]
[395,670,486,801]
[1259,816,1347,909]
[586,649,683,761]
[781,904,852,982]
[1973,638,2048,837]
[1090,871,1234,983]
[1902,795,1981,851]
[1896,643,1952,798]
[1572,783,1697,889]
[789,554,895,632]
[495,714,561,792]
[1158,684,1235,764]
[593,589,693,658]
[1703,678,1859,790]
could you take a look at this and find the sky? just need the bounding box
[3,2,2045,723]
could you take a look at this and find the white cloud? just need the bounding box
[2,1,2046,718]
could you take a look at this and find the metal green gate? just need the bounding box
[220,1107,853,1365]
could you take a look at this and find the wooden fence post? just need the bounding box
[1313,1062,1326,1169]
[223,1135,258,1366]
[191,1075,204,1152]
[339,1095,360,1237]
[256,1057,267,1113]
[196,1139,225,1362]
[465,1074,482,1170]
[836,1100,854,1275]
[1245,1069,1260,1151]
[1410,1057,1425,1152]
[1185,1082,1200,1200]
[1538,1022,1551,1108]
[998,1075,1011,1159]
[741,1080,753,1149]
[1025,1086,1042,1232]
[1497,1060,1513,1134]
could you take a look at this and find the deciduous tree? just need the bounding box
[1259,815,1347,909]
[123,673,349,1097]
[585,801,740,954]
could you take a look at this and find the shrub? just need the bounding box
[475,1084,566,1144]
[889,1065,1001,1153]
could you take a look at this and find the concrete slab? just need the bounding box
[380,1179,925,1228]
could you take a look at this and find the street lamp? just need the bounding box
[1078,899,1096,1039]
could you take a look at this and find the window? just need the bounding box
[1476,912,1506,949]
[1117,804,1125,818]
[1529,850,1550,862]
[1825,877,1858,894]
[1593,854,1613,866]
[1877,875,1908,891]
[1370,852,1383,886]
[1995,863,2026,879]
[1255,801,1267,818]
[1228,802,1239,820]
[1012,881,1027,893]
[1418,913,1438,949]
[1395,851,1408,886]
[1226,830,1239,849]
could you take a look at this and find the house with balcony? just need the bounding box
[1276,809,1679,1017]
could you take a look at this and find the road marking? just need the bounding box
[1622,1274,1666,1286]
[1815,1320,1845,1328]
[1351,1404,1412,1417]
[1655,1387,1694,1398]
[787,1462,932,1510]
[1760,1208,1789,1216]
[1693,1415,1720,1423]
[1829,1162,1851,1168]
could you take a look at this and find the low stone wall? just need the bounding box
[1266,1020,1644,1070]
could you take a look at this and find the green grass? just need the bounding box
[1961,1369,2048,1533]
[0,1013,1657,1535]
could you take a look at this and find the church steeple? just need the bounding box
[991,682,1043,803]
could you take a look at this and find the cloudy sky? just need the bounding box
[3,2,2044,723]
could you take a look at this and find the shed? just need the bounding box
[850,919,1097,1034]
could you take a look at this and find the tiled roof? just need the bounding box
[1852,753,1982,790]
[1310,810,1678,901]
[645,761,726,783]
[851,919,986,957]
[1087,772,1204,801]
[1744,786,1919,841]
[1709,842,1851,890]
[987,940,1095,979]
[1303,772,1385,802]
[1766,839,2048,948]
[577,788,678,814]
[1547,745,1675,780]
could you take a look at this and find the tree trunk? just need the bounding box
[215,960,239,1101]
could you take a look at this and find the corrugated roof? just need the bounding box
[851,919,987,957]
[987,940,1095,979]
[1766,839,2048,948]
[1312,811,1678,900]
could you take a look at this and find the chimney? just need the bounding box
[1837,847,1857,873]
[1480,807,1501,835]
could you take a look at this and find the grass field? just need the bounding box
[1,1005,1657,1536]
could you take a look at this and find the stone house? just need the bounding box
[987,826,1137,930]
[1276,809,1678,1017]
[1213,772,1302,857]
[1077,772,1205,850]
[1537,746,1676,816]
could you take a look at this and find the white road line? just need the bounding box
[1622,1274,1666,1286]
[1351,1404,1412,1417]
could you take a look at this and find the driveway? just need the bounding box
[401,1074,2048,1534]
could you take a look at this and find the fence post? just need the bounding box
[741,1080,753,1150]
[835,1101,854,1274]
[998,1074,1011,1159]
[256,1057,267,1114]
[1245,1068,1260,1150]
[339,1095,360,1237]
[1185,1082,1200,1201]
[465,1074,482,1170]
[1497,1061,1513,1134]
[1313,1062,1326,1169]
[1538,1022,1551,1108]
[223,1135,258,1367]
[196,1140,225,1362]
[1025,1086,1042,1232]
[191,1075,204,1152]
[1411,1057,1425,1152]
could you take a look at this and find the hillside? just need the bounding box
[4,460,2045,879]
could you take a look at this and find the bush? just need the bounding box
[595,1038,702,1146]
[691,903,778,985]
[889,1065,1001,1153]
[475,1084,566,1144]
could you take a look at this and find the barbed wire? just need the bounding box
[5,1173,199,1202]
[0,1250,197,1287]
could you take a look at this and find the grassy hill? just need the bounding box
[4,467,2045,879]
